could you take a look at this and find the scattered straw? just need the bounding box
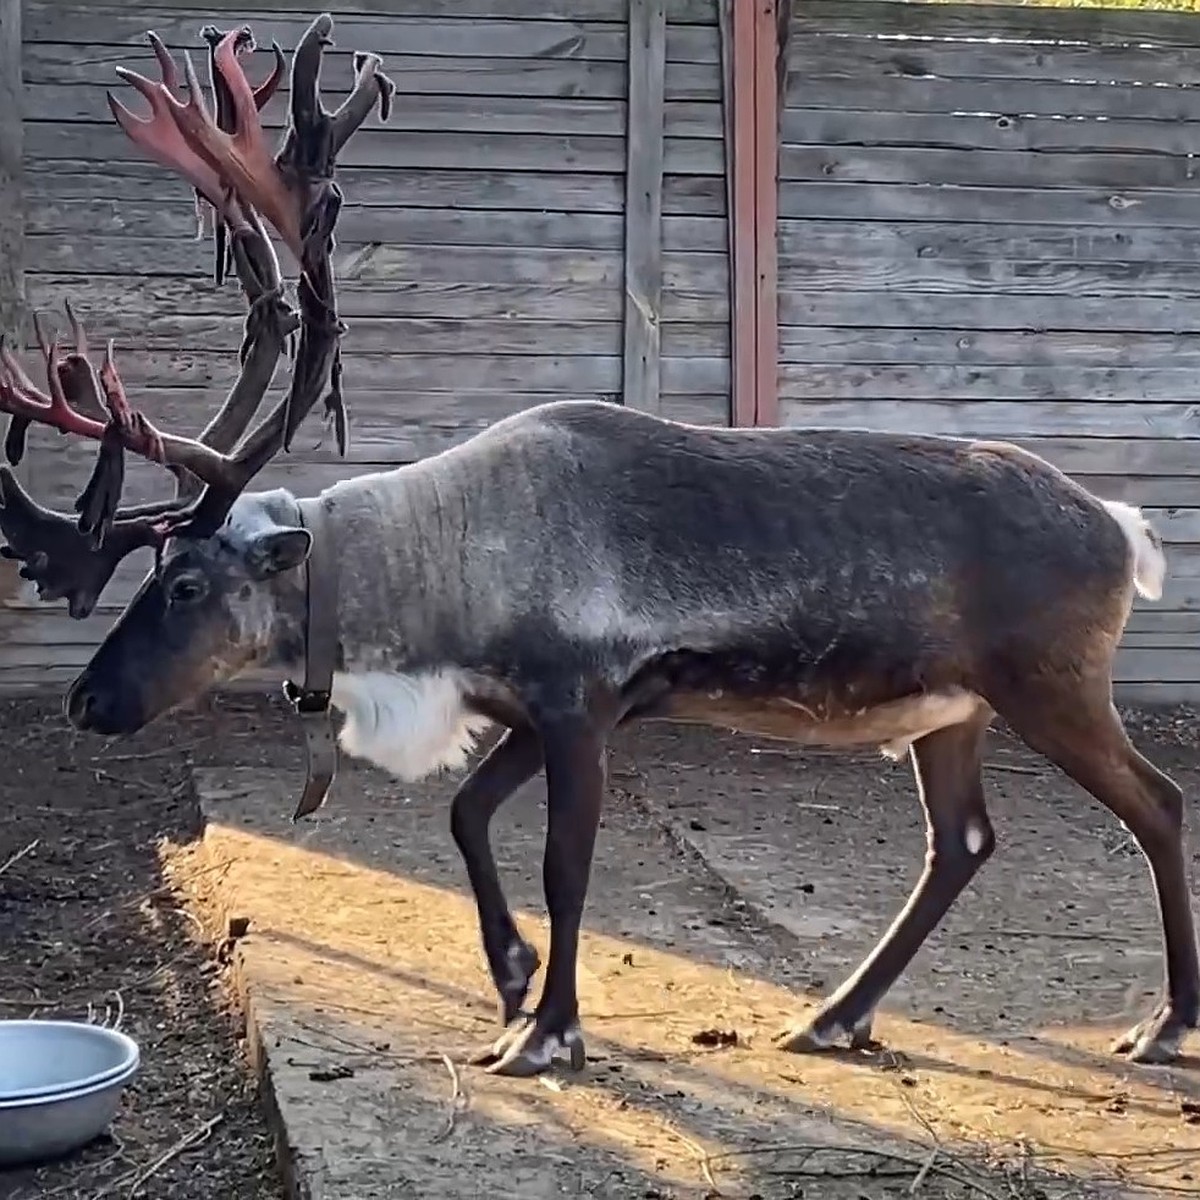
[0,839,39,877]
[431,1052,465,1143]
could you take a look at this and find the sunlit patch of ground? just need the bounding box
[181,745,1200,1199]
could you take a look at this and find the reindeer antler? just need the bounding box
[0,12,393,618]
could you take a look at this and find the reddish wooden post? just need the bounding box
[727,0,758,428]
[722,0,784,427]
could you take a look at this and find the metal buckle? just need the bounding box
[283,679,332,715]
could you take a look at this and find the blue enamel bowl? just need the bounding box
[0,1020,140,1166]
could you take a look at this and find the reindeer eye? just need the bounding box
[167,575,207,606]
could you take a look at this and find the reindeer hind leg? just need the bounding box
[778,705,995,1055]
[995,672,1199,1064]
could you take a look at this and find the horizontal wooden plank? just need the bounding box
[1122,610,1200,638]
[1134,546,1200,582]
[27,239,727,292]
[24,123,725,177]
[25,46,720,101]
[1114,647,1200,685]
[11,391,733,532]
[787,72,1200,126]
[776,414,1200,480]
[778,328,1200,369]
[1115,682,1200,703]
[779,182,1200,231]
[791,32,1200,92]
[776,363,1200,402]
[775,399,1200,442]
[25,274,728,324]
[23,11,719,63]
[780,144,1200,193]
[793,1,1200,52]
[776,220,1200,268]
[777,291,1200,335]
[19,0,715,21]
[4,345,729,394]
[25,83,722,140]
[784,107,1200,159]
[1073,476,1200,509]
[25,163,726,215]
[10,311,727,357]
[777,253,1200,300]
[27,201,728,254]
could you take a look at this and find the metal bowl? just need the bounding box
[0,1020,139,1101]
[0,1061,139,1166]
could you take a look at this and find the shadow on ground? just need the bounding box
[184,691,1200,1199]
[0,694,283,1200]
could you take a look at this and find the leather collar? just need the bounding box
[283,495,340,821]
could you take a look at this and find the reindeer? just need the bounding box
[0,14,1194,1082]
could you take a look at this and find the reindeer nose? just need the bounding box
[65,677,119,733]
[65,678,98,729]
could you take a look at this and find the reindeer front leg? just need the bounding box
[450,727,545,1026]
[473,714,606,1077]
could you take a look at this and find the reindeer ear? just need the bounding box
[246,527,312,579]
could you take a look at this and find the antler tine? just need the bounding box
[199,25,285,285]
[330,51,396,157]
[108,38,235,221]
[0,467,165,618]
[0,325,225,488]
[158,30,306,265]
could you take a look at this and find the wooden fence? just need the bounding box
[6,0,1200,704]
[0,0,728,688]
[776,0,1200,704]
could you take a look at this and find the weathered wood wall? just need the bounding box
[777,0,1200,705]
[2,0,729,688]
[0,0,22,336]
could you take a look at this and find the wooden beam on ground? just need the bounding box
[0,0,24,336]
[622,0,667,414]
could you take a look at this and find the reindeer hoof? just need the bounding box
[775,1012,878,1054]
[1113,1003,1190,1064]
[470,1014,586,1078]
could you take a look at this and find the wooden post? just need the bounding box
[0,0,23,613]
[723,0,783,427]
[775,0,794,138]
[753,0,780,427]
[622,0,666,414]
[718,0,736,426]
[727,0,758,427]
[0,0,24,337]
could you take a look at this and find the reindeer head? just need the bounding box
[67,491,313,734]
[0,14,393,735]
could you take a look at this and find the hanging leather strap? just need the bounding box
[283,496,340,822]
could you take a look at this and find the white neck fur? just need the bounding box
[330,669,492,783]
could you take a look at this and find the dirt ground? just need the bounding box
[4,691,1200,1198]
[0,692,306,1200]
